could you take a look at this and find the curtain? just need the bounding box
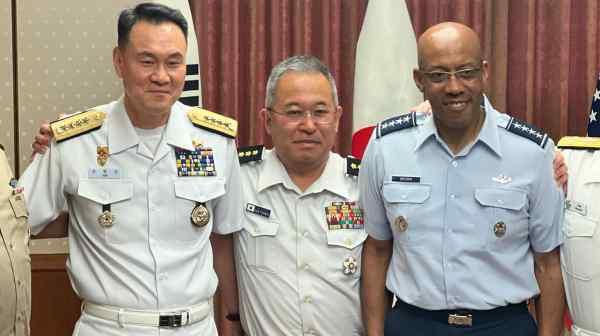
[190,0,367,155]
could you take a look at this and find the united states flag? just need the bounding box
[588,73,600,136]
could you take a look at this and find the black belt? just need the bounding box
[394,299,528,327]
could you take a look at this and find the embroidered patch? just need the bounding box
[325,201,364,230]
[175,146,216,177]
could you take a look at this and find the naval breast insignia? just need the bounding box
[238,145,264,164]
[343,256,357,275]
[50,109,107,142]
[504,117,549,148]
[191,202,210,227]
[395,216,408,233]
[376,112,418,138]
[494,221,507,237]
[97,145,109,166]
[325,201,364,230]
[557,136,600,150]
[187,108,238,138]
[175,143,216,177]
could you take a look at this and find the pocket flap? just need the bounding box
[564,210,597,238]
[327,230,368,249]
[174,178,226,203]
[382,183,431,203]
[243,211,279,237]
[77,179,133,204]
[9,193,28,218]
[474,188,526,211]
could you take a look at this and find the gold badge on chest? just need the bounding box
[395,216,408,233]
[191,202,210,227]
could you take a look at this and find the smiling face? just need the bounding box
[113,20,187,127]
[262,71,342,171]
[413,23,488,134]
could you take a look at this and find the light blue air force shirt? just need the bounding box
[358,105,564,310]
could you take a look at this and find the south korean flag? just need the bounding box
[153,0,202,107]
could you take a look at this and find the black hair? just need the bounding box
[117,2,188,48]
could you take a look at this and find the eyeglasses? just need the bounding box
[419,68,482,84]
[267,107,336,125]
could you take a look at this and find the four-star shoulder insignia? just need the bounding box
[557,136,600,150]
[346,156,361,177]
[504,117,549,148]
[376,112,418,138]
[51,110,107,142]
[188,108,238,138]
[238,145,264,164]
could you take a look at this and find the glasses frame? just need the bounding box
[266,107,337,126]
[419,67,482,84]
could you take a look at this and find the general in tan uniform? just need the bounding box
[558,136,600,336]
[0,146,30,336]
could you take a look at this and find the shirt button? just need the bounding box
[159,273,168,280]
[447,228,453,234]
[449,194,456,199]
[9,243,14,250]
[303,296,313,303]
[303,264,310,271]
[302,231,309,237]
[451,161,458,167]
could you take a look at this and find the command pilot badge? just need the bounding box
[191,202,210,227]
[494,221,507,237]
[343,256,357,276]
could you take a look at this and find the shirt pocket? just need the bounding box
[474,187,529,252]
[326,229,368,278]
[77,179,134,244]
[561,209,600,280]
[241,210,280,273]
[8,192,30,252]
[382,183,431,245]
[170,178,226,244]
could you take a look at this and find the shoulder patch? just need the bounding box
[557,136,600,150]
[346,156,361,177]
[238,145,264,164]
[504,117,549,147]
[188,108,237,138]
[51,110,106,142]
[376,112,417,138]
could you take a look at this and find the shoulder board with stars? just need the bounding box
[50,109,107,143]
[238,145,264,164]
[346,156,361,177]
[376,112,418,138]
[188,107,238,138]
[557,136,600,150]
[504,117,549,148]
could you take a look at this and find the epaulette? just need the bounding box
[188,107,237,138]
[346,156,361,177]
[376,112,418,138]
[504,117,549,148]
[238,145,264,164]
[51,110,106,143]
[557,136,600,150]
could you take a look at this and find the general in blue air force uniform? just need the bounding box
[359,22,564,336]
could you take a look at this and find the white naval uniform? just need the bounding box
[18,98,243,336]
[234,149,367,336]
[561,147,600,336]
